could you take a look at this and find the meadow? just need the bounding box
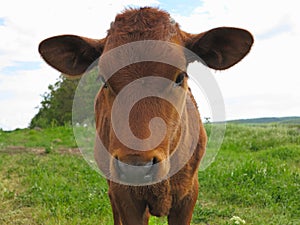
[0,123,299,225]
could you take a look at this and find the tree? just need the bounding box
[30,69,101,128]
[30,75,79,128]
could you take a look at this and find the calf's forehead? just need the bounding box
[106,62,181,94]
[98,39,187,93]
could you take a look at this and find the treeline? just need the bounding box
[30,69,100,128]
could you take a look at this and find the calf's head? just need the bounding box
[39,7,253,185]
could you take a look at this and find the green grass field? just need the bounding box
[0,123,299,225]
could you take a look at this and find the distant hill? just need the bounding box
[227,116,300,124]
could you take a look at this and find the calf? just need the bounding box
[39,7,253,225]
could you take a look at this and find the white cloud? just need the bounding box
[215,30,300,119]
[0,66,58,130]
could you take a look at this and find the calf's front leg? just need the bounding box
[167,179,199,225]
[109,187,149,225]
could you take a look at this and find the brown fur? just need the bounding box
[39,7,253,225]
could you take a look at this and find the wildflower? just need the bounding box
[230,216,246,224]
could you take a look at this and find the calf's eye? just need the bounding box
[174,72,186,87]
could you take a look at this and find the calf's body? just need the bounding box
[39,7,253,225]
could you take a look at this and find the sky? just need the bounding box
[0,0,299,130]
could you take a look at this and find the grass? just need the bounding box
[0,123,299,224]
[0,126,77,150]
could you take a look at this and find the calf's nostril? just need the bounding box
[152,157,159,165]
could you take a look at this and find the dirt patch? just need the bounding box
[0,146,45,155]
[0,146,82,156]
[57,147,82,156]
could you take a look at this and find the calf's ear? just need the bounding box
[185,27,254,70]
[39,35,105,76]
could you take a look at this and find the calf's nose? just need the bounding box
[114,155,159,184]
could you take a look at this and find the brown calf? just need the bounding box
[39,7,253,225]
